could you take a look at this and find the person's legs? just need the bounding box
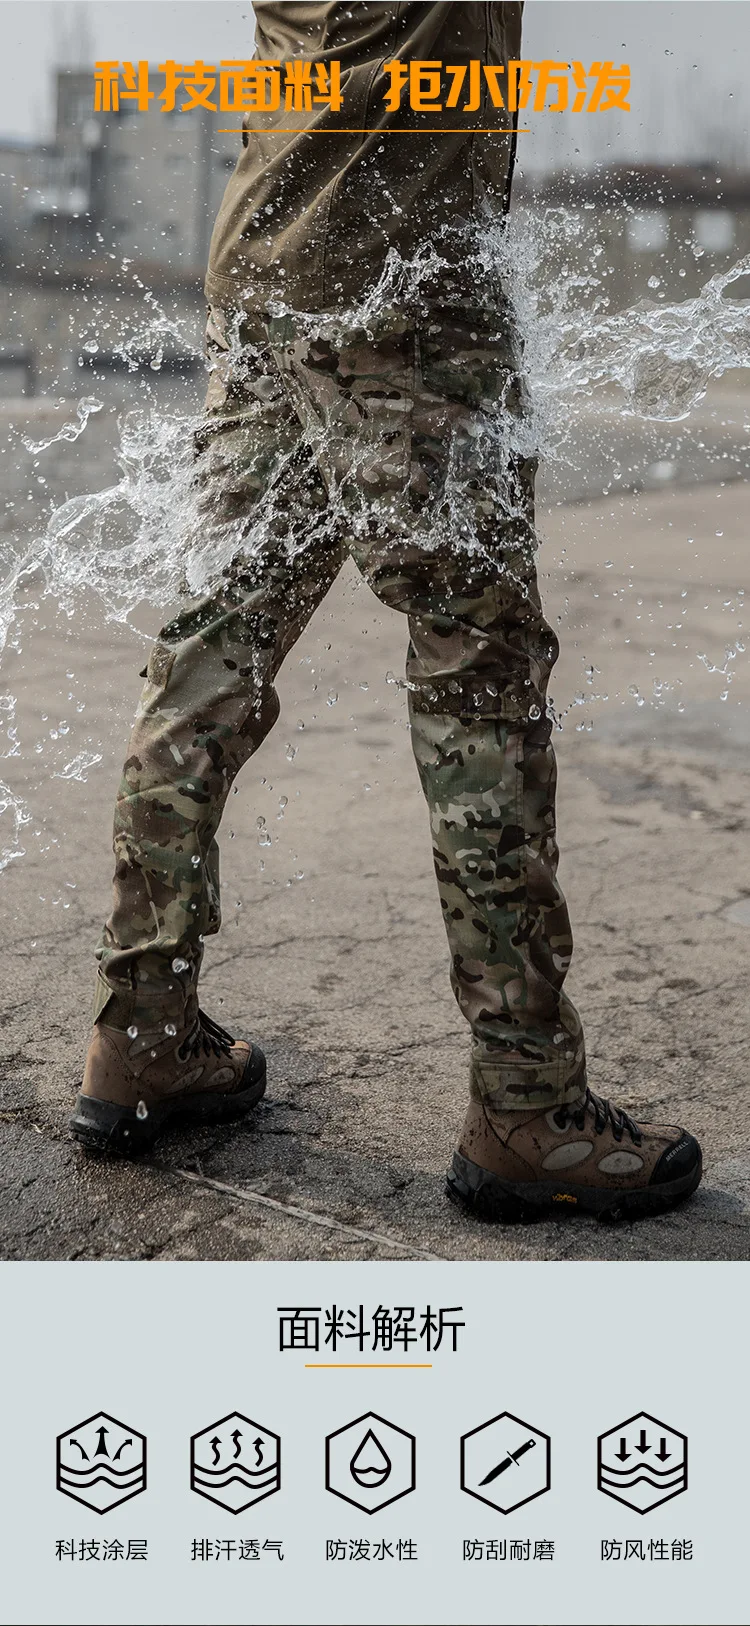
[97,310,341,1022]
[73,310,343,1151]
[406,584,581,1112]
[274,305,582,1108]
[272,304,701,1217]
[378,362,583,1110]
[75,299,701,1207]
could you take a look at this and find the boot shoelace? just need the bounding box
[178,1010,236,1062]
[553,1087,642,1146]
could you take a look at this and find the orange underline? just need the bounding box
[305,1362,432,1368]
[217,127,528,134]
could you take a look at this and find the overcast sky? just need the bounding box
[0,1,747,169]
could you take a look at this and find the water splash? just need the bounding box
[473,206,750,441]
[4,212,749,653]
[21,396,104,455]
[52,751,103,783]
[1,207,749,869]
[0,780,30,871]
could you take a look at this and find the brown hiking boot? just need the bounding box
[71,1005,266,1156]
[446,1089,702,1221]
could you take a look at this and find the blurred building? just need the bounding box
[0,68,238,277]
[0,69,241,393]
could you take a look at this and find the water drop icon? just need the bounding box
[350,1429,392,1488]
[326,1412,415,1511]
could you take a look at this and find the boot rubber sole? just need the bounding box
[69,1045,267,1157]
[446,1146,703,1224]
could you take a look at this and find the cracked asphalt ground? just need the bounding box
[2,406,749,1259]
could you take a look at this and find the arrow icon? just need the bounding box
[69,1438,88,1461]
[94,1426,109,1458]
[480,1438,536,1485]
[253,1436,264,1466]
[231,1429,243,1460]
[112,1439,132,1461]
[635,1429,650,1454]
[656,1438,671,1461]
[210,1435,221,1465]
[615,1438,630,1461]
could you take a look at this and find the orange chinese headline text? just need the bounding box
[93,59,630,116]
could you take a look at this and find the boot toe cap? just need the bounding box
[650,1130,702,1187]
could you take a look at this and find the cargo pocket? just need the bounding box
[201,306,274,420]
[418,305,525,414]
[145,642,176,691]
[273,324,414,499]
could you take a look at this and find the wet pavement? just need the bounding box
[1,409,749,1261]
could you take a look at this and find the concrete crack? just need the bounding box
[171,1167,443,1259]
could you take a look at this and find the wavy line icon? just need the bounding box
[58,1470,145,1494]
[602,1457,684,1480]
[192,1467,278,1491]
[59,1459,143,1481]
[600,1470,685,1491]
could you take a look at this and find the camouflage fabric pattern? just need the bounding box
[96,303,585,1109]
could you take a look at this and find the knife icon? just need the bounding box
[479,1437,536,1485]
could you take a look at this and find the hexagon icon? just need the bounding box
[461,1412,550,1514]
[191,1413,281,1513]
[326,1412,416,1515]
[598,1412,687,1514]
[57,1412,147,1515]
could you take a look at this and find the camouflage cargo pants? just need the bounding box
[95,304,586,1110]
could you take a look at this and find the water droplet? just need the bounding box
[528,703,541,720]
[127,1025,139,1039]
[136,1100,148,1120]
[172,958,189,974]
[285,743,298,761]
[164,1022,177,1037]
[350,1429,392,1488]
[327,689,338,706]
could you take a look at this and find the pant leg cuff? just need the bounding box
[470,1055,587,1112]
